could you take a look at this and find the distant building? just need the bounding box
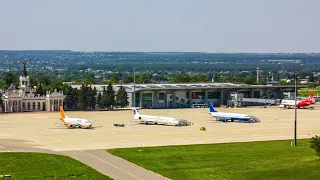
[72,82,307,109]
[1,61,64,113]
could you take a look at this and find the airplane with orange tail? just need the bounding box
[59,106,92,129]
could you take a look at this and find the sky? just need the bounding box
[0,0,319,53]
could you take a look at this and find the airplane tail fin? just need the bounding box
[208,102,217,112]
[133,108,140,116]
[59,106,66,123]
[308,93,314,102]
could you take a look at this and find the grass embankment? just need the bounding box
[299,88,320,97]
[0,152,112,180]
[109,139,320,180]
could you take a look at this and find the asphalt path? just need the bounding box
[0,139,168,180]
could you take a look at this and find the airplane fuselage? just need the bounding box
[63,117,92,128]
[210,112,251,121]
[134,114,180,125]
[281,100,313,107]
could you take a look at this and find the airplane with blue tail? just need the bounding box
[208,102,260,123]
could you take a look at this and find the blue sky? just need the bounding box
[0,0,319,52]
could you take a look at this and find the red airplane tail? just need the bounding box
[307,93,314,102]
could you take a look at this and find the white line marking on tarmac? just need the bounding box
[44,137,144,179]
[81,151,144,180]
[50,137,64,143]
[35,117,49,119]
[0,145,10,152]
[123,140,136,145]
[28,138,46,146]
[33,137,143,179]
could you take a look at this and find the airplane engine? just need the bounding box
[66,123,76,128]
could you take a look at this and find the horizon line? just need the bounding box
[0,49,319,54]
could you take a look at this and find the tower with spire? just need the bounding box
[19,60,30,92]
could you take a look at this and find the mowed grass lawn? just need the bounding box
[109,139,320,180]
[298,88,320,97]
[0,152,111,180]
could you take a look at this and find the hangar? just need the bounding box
[71,82,307,109]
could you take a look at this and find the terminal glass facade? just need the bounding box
[208,92,220,99]
[192,92,205,99]
[142,93,152,108]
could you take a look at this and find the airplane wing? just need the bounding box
[65,122,80,128]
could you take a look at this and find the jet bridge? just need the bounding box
[241,98,280,105]
[230,92,281,107]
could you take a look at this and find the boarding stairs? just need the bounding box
[174,95,190,107]
[176,119,193,126]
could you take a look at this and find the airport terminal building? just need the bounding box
[72,82,306,109]
[1,62,64,113]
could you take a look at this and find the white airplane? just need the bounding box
[59,106,92,129]
[208,102,260,123]
[133,109,191,126]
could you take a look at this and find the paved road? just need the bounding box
[62,150,169,180]
[0,139,169,180]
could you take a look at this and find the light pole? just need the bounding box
[293,73,297,146]
[133,66,136,107]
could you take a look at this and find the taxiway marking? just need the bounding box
[0,145,10,152]
[50,137,65,144]
[28,138,46,146]
[123,140,137,145]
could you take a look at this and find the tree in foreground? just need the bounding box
[105,82,115,110]
[87,86,97,110]
[244,75,255,85]
[97,92,102,109]
[309,135,320,160]
[116,85,129,109]
[64,85,77,110]
[0,93,3,112]
[99,86,107,109]
[78,84,88,110]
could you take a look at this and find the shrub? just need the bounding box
[309,135,320,159]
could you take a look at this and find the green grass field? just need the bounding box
[109,139,320,180]
[298,88,320,97]
[0,152,112,180]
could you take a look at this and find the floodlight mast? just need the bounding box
[133,66,136,107]
[293,73,297,146]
